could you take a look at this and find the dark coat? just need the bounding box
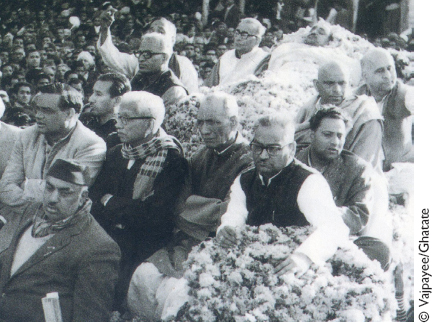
[0,204,121,322]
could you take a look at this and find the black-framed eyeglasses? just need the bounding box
[134,50,165,59]
[250,142,289,156]
[234,29,257,40]
[116,115,155,125]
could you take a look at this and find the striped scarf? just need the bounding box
[121,129,183,201]
[32,199,92,238]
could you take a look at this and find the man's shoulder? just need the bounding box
[79,215,121,255]
[0,122,21,135]
[72,121,106,146]
[338,150,370,173]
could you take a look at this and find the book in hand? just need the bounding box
[42,292,63,322]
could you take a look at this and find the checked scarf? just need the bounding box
[121,129,183,201]
[32,199,92,238]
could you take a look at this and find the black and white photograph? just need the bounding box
[0,0,418,321]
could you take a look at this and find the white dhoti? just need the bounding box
[127,263,190,321]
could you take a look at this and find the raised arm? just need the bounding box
[97,10,139,80]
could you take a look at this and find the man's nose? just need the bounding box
[383,68,392,80]
[259,148,270,159]
[199,122,211,135]
[332,84,343,94]
[48,190,59,203]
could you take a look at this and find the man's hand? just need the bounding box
[100,8,117,29]
[216,226,237,248]
[274,253,312,277]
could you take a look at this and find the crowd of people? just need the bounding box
[0,0,414,321]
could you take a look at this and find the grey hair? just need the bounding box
[239,18,266,40]
[120,91,165,129]
[201,91,239,119]
[140,33,173,60]
[361,48,395,72]
[253,112,295,142]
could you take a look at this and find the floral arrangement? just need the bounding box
[173,224,396,322]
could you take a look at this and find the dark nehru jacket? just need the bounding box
[240,160,313,227]
[131,70,188,97]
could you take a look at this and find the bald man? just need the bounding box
[98,12,198,95]
[356,48,414,171]
[89,91,188,311]
[204,18,271,87]
[295,61,383,168]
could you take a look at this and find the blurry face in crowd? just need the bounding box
[203,67,213,79]
[57,29,65,40]
[17,86,32,105]
[252,125,295,179]
[0,52,9,64]
[33,93,74,137]
[86,45,96,56]
[216,44,227,57]
[57,64,70,78]
[75,66,87,78]
[185,45,195,58]
[80,57,93,71]
[115,100,155,147]
[27,52,41,68]
[274,30,283,40]
[40,50,48,61]
[206,50,217,62]
[94,17,101,26]
[44,176,87,222]
[13,38,24,48]
[234,21,260,55]
[12,49,25,63]
[314,65,348,105]
[77,36,87,49]
[37,77,50,88]
[363,52,397,94]
[149,20,169,35]
[310,117,346,162]
[304,24,331,47]
[197,102,236,149]
[43,68,56,83]
[2,66,13,77]
[70,81,84,96]
[44,45,56,56]
[227,28,235,38]
[203,28,212,38]
[43,37,52,45]
[66,73,79,83]
[89,81,117,118]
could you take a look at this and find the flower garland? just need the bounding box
[174,224,396,322]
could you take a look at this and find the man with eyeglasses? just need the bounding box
[217,113,349,277]
[0,83,106,212]
[295,61,383,169]
[126,92,253,320]
[205,18,271,87]
[89,91,188,313]
[98,10,198,95]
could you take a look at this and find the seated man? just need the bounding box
[98,12,189,106]
[84,73,131,149]
[296,107,391,269]
[98,12,198,94]
[0,159,120,322]
[89,91,188,311]
[0,97,21,178]
[204,18,271,87]
[217,113,349,276]
[357,48,414,171]
[295,61,383,168]
[127,92,253,320]
[0,83,106,211]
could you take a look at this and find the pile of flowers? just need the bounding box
[173,224,396,322]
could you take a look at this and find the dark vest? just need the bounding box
[240,160,313,227]
[131,69,187,97]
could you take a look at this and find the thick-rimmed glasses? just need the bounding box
[250,142,289,156]
[234,29,257,40]
[115,115,155,125]
[134,50,165,59]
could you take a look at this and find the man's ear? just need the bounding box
[313,79,319,92]
[80,189,89,204]
[229,116,238,129]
